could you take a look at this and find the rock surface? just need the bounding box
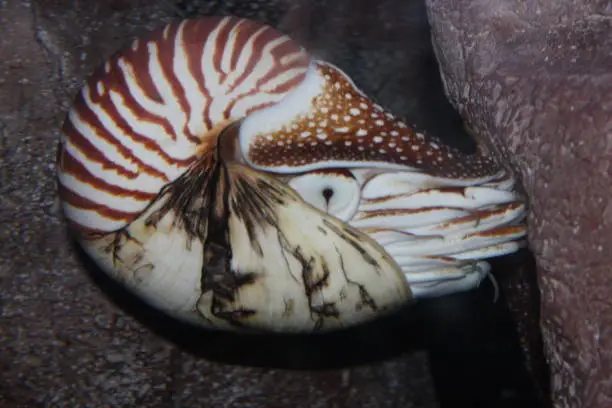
[427,0,612,406]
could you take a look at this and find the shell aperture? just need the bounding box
[57,16,526,333]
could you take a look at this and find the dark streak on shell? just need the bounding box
[130,123,402,330]
[335,246,378,313]
[142,144,262,327]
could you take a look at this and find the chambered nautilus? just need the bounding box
[56,16,527,333]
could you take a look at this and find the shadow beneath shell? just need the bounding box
[74,239,537,378]
[74,239,427,369]
[423,253,549,407]
[76,238,548,405]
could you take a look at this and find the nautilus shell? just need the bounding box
[56,16,526,332]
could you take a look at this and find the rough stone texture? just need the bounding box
[426,0,612,406]
[496,255,550,404]
[1,1,442,407]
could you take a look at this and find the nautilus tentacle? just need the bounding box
[57,16,526,333]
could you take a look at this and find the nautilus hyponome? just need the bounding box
[56,16,526,332]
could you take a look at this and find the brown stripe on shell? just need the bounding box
[227,19,243,72]
[101,36,164,104]
[356,206,467,220]
[463,225,526,239]
[59,16,311,233]
[91,74,177,147]
[432,202,524,229]
[210,17,234,85]
[83,76,198,168]
[60,149,158,202]
[244,101,276,117]
[246,62,499,179]
[222,36,307,118]
[263,72,306,95]
[58,182,141,223]
[363,187,471,204]
[359,227,421,236]
[225,24,273,95]
[254,41,308,90]
[62,117,137,180]
[65,97,170,181]
[153,22,201,144]
[448,202,524,223]
[182,18,215,130]
[422,255,464,262]
[120,41,163,103]
[88,52,178,143]
[226,51,309,117]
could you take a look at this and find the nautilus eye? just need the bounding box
[56,16,527,333]
[288,170,360,221]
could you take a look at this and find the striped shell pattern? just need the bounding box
[57,16,526,332]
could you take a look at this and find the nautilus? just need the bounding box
[56,16,526,333]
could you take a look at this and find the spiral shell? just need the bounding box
[57,16,526,332]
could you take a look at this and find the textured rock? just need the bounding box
[427,0,612,406]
